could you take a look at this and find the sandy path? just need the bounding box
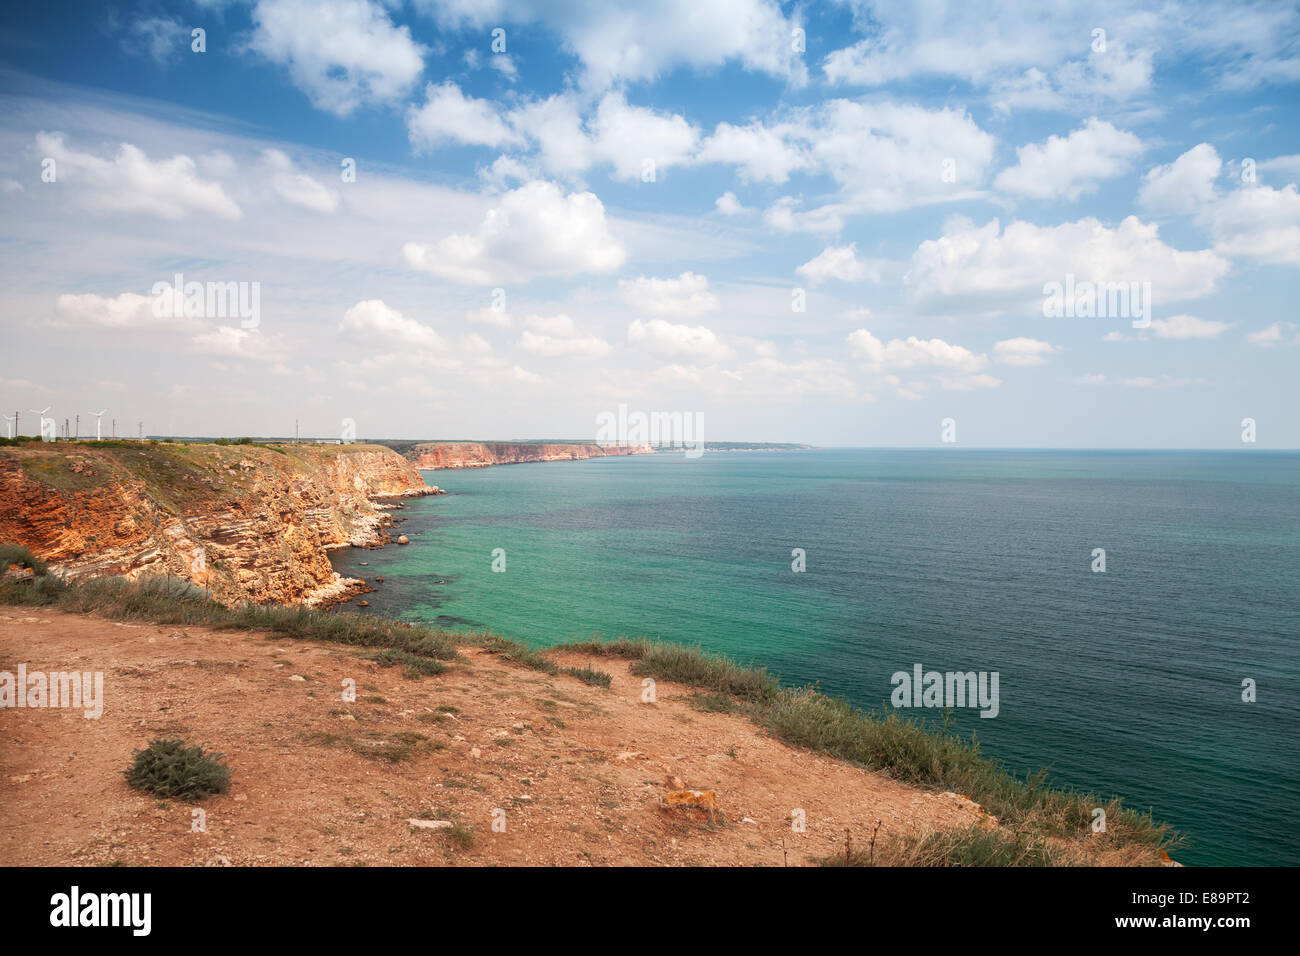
[0,607,984,866]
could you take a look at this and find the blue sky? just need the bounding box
[1,0,1298,447]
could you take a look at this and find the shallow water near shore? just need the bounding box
[330,448,1300,866]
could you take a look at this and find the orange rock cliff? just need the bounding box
[404,441,653,470]
[0,442,439,607]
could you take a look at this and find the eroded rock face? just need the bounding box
[406,442,653,470]
[0,443,438,606]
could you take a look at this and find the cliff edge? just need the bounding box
[0,442,437,606]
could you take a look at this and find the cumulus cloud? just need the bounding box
[619,273,720,317]
[518,321,611,358]
[627,318,730,362]
[1138,143,1222,216]
[1206,182,1300,265]
[339,299,446,350]
[993,337,1059,365]
[407,81,522,151]
[905,215,1230,310]
[1148,314,1236,339]
[425,0,807,91]
[248,0,425,116]
[848,329,988,374]
[994,118,1144,201]
[696,120,807,183]
[403,181,626,284]
[53,292,199,331]
[714,191,749,215]
[35,133,241,220]
[795,243,881,285]
[191,326,287,363]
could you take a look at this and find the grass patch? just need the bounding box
[467,633,558,674]
[690,691,739,713]
[0,569,459,672]
[559,636,1177,864]
[124,738,231,800]
[372,648,446,677]
[820,823,1057,867]
[561,665,612,688]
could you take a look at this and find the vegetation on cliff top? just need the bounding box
[1,558,1177,865]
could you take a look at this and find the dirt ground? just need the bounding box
[0,607,987,866]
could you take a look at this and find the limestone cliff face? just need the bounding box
[0,443,439,607]
[407,442,653,470]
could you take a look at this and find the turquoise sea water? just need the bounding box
[330,449,1300,866]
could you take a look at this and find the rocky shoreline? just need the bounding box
[0,442,442,607]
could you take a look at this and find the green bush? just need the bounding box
[125,738,231,800]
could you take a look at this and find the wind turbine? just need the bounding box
[28,406,51,441]
[86,408,108,441]
[2,414,14,439]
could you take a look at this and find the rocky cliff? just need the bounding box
[404,442,653,470]
[0,442,439,606]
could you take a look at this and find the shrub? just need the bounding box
[125,738,231,800]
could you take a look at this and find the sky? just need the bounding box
[0,0,1298,448]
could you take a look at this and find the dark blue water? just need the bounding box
[332,449,1300,865]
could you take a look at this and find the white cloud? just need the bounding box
[505,95,592,177]
[425,0,807,91]
[619,272,720,317]
[696,120,807,183]
[263,149,338,212]
[191,326,285,363]
[795,243,880,285]
[994,118,1144,201]
[248,0,425,116]
[993,337,1059,366]
[53,292,199,331]
[519,329,611,359]
[714,191,749,215]
[120,15,189,65]
[1149,314,1236,339]
[848,328,989,374]
[339,299,446,350]
[1138,143,1222,215]
[407,81,521,151]
[906,215,1230,308]
[627,318,730,362]
[1247,321,1298,346]
[1206,182,1300,265]
[35,133,240,220]
[403,181,626,284]
[587,92,698,181]
[763,197,847,236]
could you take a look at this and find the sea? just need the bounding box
[329,448,1300,866]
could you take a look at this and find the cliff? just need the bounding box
[403,442,653,470]
[0,442,438,606]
